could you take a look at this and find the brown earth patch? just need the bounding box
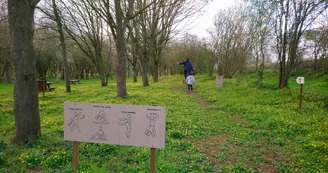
[192,133,237,168]
[192,134,287,172]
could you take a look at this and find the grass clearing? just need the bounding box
[0,71,327,172]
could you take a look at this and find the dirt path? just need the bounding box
[173,84,212,108]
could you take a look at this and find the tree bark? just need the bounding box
[52,0,71,92]
[141,61,149,87]
[152,65,159,82]
[114,0,128,97]
[132,65,138,82]
[85,69,89,79]
[115,36,127,96]
[95,47,106,86]
[8,0,41,142]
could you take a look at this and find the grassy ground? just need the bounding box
[0,71,327,172]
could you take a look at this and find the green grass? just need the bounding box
[0,71,327,172]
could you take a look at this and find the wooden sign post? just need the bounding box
[296,77,304,110]
[150,148,156,173]
[64,102,166,171]
[72,141,79,171]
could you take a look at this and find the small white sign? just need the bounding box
[216,76,223,88]
[296,77,305,84]
[64,102,166,148]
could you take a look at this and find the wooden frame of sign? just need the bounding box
[64,102,166,172]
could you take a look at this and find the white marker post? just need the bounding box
[296,77,304,109]
[64,102,166,172]
[216,76,223,91]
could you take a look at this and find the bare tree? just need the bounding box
[145,0,182,82]
[52,0,71,91]
[246,0,272,85]
[212,6,253,79]
[272,0,327,88]
[8,0,41,142]
[126,24,141,83]
[33,28,60,80]
[304,10,328,73]
[56,0,108,86]
[85,0,155,97]
[127,0,208,86]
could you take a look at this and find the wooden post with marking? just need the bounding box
[72,141,79,171]
[150,147,156,173]
[299,84,303,110]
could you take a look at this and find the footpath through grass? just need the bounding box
[0,72,327,172]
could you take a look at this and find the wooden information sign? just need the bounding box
[64,102,166,148]
[64,102,166,172]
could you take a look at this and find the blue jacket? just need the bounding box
[179,60,193,73]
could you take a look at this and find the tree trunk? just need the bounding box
[80,69,84,79]
[105,74,109,86]
[6,42,12,83]
[8,0,41,142]
[127,64,131,78]
[141,62,149,87]
[52,0,70,92]
[114,0,127,97]
[208,55,215,77]
[152,65,159,82]
[95,48,106,86]
[115,40,127,96]
[279,60,284,88]
[132,65,138,82]
[99,72,106,86]
[86,69,89,79]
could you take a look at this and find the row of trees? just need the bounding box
[1,0,211,142]
[210,0,328,87]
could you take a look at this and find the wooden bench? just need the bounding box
[46,82,56,91]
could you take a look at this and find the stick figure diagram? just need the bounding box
[118,114,132,138]
[93,110,110,124]
[68,112,85,133]
[90,126,107,141]
[144,113,159,138]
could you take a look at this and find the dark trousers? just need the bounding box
[187,84,193,91]
[184,71,191,79]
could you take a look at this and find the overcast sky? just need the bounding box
[187,0,236,39]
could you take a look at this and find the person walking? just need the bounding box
[178,58,193,79]
[185,72,196,93]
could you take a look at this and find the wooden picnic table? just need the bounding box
[70,80,81,84]
[46,82,52,88]
[46,82,55,91]
[36,80,55,92]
